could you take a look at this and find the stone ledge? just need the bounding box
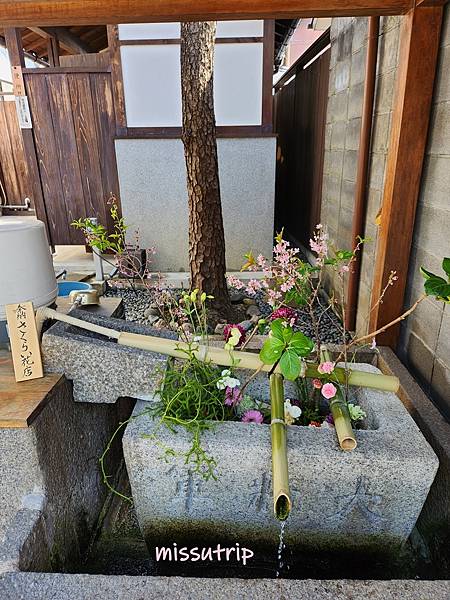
[0,573,449,600]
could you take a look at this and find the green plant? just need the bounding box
[151,349,232,480]
[71,197,127,254]
[259,318,314,380]
[421,258,450,303]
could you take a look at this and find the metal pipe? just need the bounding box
[345,17,380,331]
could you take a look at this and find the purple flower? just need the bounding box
[325,413,334,425]
[225,386,241,407]
[242,410,264,424]
[223,323,246,346]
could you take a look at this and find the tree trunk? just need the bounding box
[180,21,231,314]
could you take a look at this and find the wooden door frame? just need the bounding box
[1,0,447,349]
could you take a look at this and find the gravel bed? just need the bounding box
[105,284,347,344]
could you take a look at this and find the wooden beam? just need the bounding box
[0,0,413,27]
[28,26,92,53]
[369,5,444,347]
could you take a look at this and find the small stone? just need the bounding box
[147,315,159,325]
[214,323,226,335]
[144,306,160,318]
[246,305,261,318]
[229,290,245,304]
[243,298,256,306]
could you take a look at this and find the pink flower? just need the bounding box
[339,265,350,274]
[242,410,264,424]
[223,323,246,346]
[227,275,245,290]
[312,378,322,389]
[370,338,377,350]
[246,279,262,295]
[321,383,337,400]
[270,307,297,322]
[225,386,241,407]
[318,361,335,375]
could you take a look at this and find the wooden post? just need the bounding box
[107,25,127,136]
[46,34,60,66]
[4,27,51,246]
[369,5,444,347]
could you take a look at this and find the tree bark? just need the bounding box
[180,21,231,314]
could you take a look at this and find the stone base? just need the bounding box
[42,310,175,403]
[0,376,133,572]
[123,364,438,553]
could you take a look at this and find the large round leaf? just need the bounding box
[279,348,301,380]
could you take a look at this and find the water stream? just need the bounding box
[276,520,287,577]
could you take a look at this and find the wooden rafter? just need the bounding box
[28,26,92,54]
[0,0,414,27]
[369,5,444,347]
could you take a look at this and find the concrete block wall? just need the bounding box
[321,16,401,324]
[397,9,450,418]
[321,9,450,416]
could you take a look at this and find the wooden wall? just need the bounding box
[273,32,330,247]
[23,68,119,245]
[0,99,30,207]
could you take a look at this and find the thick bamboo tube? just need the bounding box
[35,307,400,392]
[329,393,357,451]
[270,373,291,521]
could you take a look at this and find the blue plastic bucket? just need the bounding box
[57,281,92,297]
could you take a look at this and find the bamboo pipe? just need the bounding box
[270,373,291,521]
[35,307,400,392]
[329,393,357,451]
[320,347,356,451]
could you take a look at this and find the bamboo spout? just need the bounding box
[35,307,400,393]
[330,392,357,451]
[270,373,292,521]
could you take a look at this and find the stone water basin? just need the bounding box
[123,364,439,554]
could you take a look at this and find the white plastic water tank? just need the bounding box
[0,217,57,320]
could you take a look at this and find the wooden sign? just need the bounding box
[5,302,43,382]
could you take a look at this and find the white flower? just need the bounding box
[216,369,241,390]
[284,399,302,425]
[348,403,366,422]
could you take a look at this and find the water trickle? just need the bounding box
[276,519,287,577]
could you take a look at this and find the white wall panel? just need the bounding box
[214,43,263,126]
[119,23,180,40]
[121,45,182,127]
[216,20,264,37]
[119,21,263,40]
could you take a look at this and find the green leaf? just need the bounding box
[420,266,435,280]
[335,250,354,261]
[270,318,285,342]
[259,337,285,365]
[442,258,450,279]
[425,276,450,299]
[279,349,301,381]
[282,327,293,343]
[289,331,314,357]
